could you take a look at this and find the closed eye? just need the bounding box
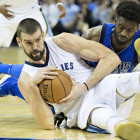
[128,29,134,32]
[25,42,32,45]
[36,38,41,42]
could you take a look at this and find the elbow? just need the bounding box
[114,54,121,65]
[42,123,54,130]
[42,118,54,130]
[106,51,121,67]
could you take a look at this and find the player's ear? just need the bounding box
[42,31,45,40]
[16,37,22,48]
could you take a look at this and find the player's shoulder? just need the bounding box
[22,63,41,77]
[45,37,52,42]
[18,71,30,87]
[82,25,102,42]
[19,71,30,80]
[45,37,56,46]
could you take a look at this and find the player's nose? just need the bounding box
[121,29,127,37]
[32,42,38,50]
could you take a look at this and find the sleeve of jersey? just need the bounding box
[134,38,140,57]
[84,60,98,67]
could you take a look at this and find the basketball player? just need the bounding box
[0,0,66,47]
[1,1,140,84]
[14,18,140,140]
[82,1,140,73]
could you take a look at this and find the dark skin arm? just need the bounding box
[81,25,102,42]
[0,5,14,20]
[57,3,66,19]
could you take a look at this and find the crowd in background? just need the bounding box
[9,0,140,45]
[41,0,140,36]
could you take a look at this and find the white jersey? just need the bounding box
[0,0,53,47]
[0,0,38,9]
[22,37,96,127]
[22,38,134,129]
[23,37,95,83]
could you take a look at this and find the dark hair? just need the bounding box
[17,18,42,39]
[116,1,140,24]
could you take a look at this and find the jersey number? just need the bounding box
[112,62,131,73]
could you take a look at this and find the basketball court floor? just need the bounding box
[0,47,140,140]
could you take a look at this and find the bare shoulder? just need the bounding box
[18,71,31,103]
[52,32,77,41]
[82,25,102,42]
[18,71,30,93]
[51,32,90,54]
[18,71,30,84]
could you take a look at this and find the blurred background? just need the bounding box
[41,0,140,36]
[9,0,140,46]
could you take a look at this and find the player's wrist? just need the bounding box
[56,2,63,7]
[83,82,89,91]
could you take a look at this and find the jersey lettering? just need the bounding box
[60,62,74,71]
[112,62,131,74]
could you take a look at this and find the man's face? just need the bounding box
[114,16,139,45]
[17,29,45,61]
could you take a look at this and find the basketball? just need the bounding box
[39,70,72,103]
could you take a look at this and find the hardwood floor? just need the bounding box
[0,47,140,140]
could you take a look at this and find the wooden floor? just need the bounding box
[0,47,26,79]
[0,47,140,140]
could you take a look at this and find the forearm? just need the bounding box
[85,53,121,89]
[29,83,54,130]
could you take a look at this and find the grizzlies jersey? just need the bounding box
[22,37,95,128]
[23,38,95,84]
[90,23,140,73]
[22,38,134,130]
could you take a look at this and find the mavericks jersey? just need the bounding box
[90,23,140,73]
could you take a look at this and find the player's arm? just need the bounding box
[52,33,121,102]
[56,2,66,19]
[81,25,102,42]
[18,67,58,129]
[0,5,14,19]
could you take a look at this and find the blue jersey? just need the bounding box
[88,23,140,73]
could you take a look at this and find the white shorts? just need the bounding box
[77,74,120,129]
[52,73,136,129]
[0,3,48,47]
[54,74,120,129]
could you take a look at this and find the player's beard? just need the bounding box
[23,46,45,61]
[113,29,132,45]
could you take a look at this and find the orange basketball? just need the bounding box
[39,70,72,103]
